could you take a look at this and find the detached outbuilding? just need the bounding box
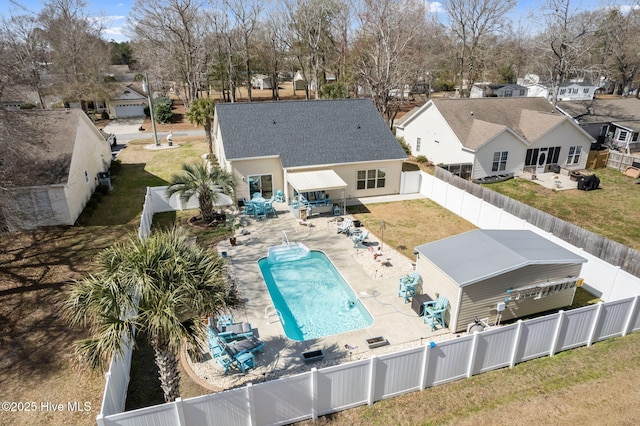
[415,230,587,333]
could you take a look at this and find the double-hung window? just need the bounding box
[567,146,582,165]
[492,151,508,172]
[356,169,386,190]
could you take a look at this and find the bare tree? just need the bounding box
[39,0,111,107]
[219,0,262,102]
[283,0,343,99]
[595,8,640,96]
[130,0,213,106]
[0,14,49,108]
[538,0,596,105]
[444,0,517,96]
[353,0,427,126]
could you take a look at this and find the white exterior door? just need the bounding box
[536,150,547,174]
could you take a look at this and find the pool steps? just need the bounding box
[267,243,310,263]
[264,305,285,325]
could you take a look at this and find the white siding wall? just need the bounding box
[65,114,112,222]
[472,132,525,179]
[398,104,474,164]
[529,120,591,170]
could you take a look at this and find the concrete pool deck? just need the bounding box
[186,195,454,391]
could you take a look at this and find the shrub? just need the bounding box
[416,155,429,163]
[20,102,36,110]
[101,111,110,120]
[397,136,411,155]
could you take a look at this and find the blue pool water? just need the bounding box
[258,245,373,341]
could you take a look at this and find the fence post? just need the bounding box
[310,368,318,420]
[622,295,640,336]
[550,311,565,356]
[246,382,257,426]
[466,331,480,378]
[587,302,604,346]
[367,356,377,406]
[95,413,106,426]
[419,343,430,390]
[174,397,186,426]
[509,320,524,368]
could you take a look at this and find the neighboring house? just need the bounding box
[415,229,587,333]
[213,99,407,207]
[251,74,273,90]
[293,71,308,91]
[0,109,112,231]
[107,84,147,118]
[557,98,640,153]
[394,98,594,180]
[469,83,528,98]
[556,81,600,101]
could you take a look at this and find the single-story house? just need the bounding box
[213,99,407,209]
[394,97,594,180]
[414,229,587,333]
[107,84,147,118]
[0,109,112,231]
[556,81,601,101]
[251,74,273,90]
[557,98,640,153]
[469,83,528,98]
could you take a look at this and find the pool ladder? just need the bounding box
[282,230,290,246]
[264,305,284,325]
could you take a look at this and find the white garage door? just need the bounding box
[114,104,145,118]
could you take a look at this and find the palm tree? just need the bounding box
[185,97,216,154]
[65,228,241,403]
[166,162,236,223]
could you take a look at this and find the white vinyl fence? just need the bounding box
[97,296,640,426]
[97,172,640,425]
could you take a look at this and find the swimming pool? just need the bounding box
[258,244,373,341]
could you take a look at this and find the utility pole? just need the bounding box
[143,72,160,147]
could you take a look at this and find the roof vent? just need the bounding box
[470,111,474,115]
[357,124,361,129]
[273,120,276,124]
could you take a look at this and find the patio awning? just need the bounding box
[286,170,347,192]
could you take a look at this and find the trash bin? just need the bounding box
[300,206,308,221]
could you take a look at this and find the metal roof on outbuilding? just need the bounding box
[415,230,587,287]
[215,99,407,168]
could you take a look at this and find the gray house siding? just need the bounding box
[457,263,583,333]
[415,257,459,331]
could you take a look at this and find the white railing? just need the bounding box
[98,296,640,426]
[98,175,640,425]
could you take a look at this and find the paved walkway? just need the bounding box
[186,196,454,390]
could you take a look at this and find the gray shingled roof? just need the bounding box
[415,230,587,287]
[431,98,565,149]
[557,98,640,124]
[0,109,83,187]
[215,99,407,168]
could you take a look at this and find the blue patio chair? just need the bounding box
[264,201,278,218]
[423,295,448,331]
[275,189,284,202]
[254,202,266,219]
[244,203,255,216]
[218,322,254,342]
[352,230,369,247]
[398,271,420,303]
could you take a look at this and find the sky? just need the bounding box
[0,0,621,43]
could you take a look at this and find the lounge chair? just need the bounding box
[398,271,420,303]
[275,190,284,202]
[219,322,254,341]
[423,295,448,331]
[337,218,353,234]
[352,230,369,247]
